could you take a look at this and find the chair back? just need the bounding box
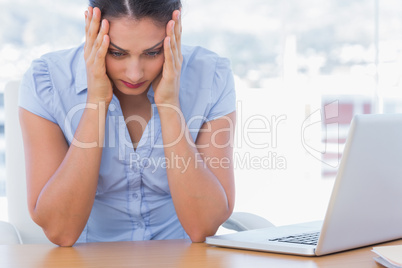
[5,80,51,244]
[0,221,22,244]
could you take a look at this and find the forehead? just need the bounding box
[107,17,166,51]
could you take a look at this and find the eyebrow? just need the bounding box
[109,39,165,53]
[109,42,129,53]
[143,39,165,52]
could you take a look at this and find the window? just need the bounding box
[0,0,87,221]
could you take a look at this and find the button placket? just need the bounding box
[133,221,144,230]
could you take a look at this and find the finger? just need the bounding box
[165,20,175,60]
[87,6,93,28]
[94,34,110,75]
[85,6,94,38]
[86,18,109,68]
[169,20,178,59]
[87,7,101,51]
[84,7,93,58]
[179,9,183,35]
[163,36,175,78]
[173,10,180,38]
[89,9,109,65]
[173,10,182,59]
[84,10,89,33]
[169,20,182,71]
[90,19,109,57]
[84,6,95,59]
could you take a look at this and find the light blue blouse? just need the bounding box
[19,43,236,243]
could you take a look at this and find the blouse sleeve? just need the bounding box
[18,58,57,124]
[205,57,237,122]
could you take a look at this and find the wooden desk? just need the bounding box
[1,239,401,268]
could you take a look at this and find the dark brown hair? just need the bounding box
[89,0,182,26]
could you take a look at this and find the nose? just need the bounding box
[125,58,144,82]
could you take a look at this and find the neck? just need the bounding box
[114,86,150,108]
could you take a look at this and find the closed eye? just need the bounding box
[145,48,163,58]
[108,50,126,58]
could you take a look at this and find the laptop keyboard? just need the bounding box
[268,232,320,245]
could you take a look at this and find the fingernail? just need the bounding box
[172,21,175,29]
[177,11,181,20]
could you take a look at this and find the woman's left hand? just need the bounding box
[153,10,182,107]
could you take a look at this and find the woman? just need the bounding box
[19,0,236,246]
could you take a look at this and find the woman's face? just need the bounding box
[105,17,166,97]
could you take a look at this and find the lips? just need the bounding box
[121,80,147,89]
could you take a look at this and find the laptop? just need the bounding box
[206,113,402,256]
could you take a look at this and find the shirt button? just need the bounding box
[133,222,143,229]
[133,193,139,199]
[108,103,116,111]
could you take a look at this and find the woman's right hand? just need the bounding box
[84,7,113,104]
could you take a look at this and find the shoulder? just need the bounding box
[182,45,221,66]
[21,43,87,102]
[181,45,232,90]
[19,44,87,121]
[38,43,84,67]
[179,45,236,123]
[35,44,85,88]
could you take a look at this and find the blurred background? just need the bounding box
[1,0,401,228]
